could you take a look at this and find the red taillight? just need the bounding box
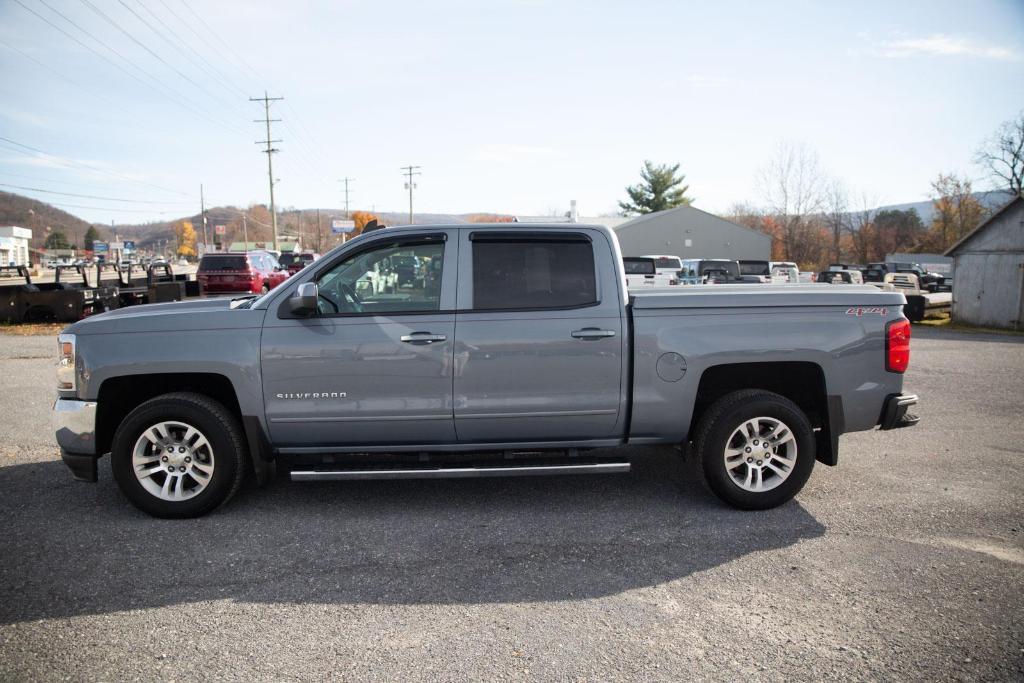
[886,319,911,373]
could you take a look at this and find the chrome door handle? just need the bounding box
[571,328,616,339]
[400,332,447,344]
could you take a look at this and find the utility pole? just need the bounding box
[242,214,249,248]
[316,207,322,251]
[339,177,354,218]
[401,165,421,225]
[199,183,209,253]
[250,91,283,251]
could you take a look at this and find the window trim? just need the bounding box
[277,233,449,319]
[467,233,601,313]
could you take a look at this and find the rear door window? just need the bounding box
[471,235,597,310]
[199,255,247,271]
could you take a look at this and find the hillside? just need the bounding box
[0,191,100,247]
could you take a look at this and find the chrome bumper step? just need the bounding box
[290,462,630,481]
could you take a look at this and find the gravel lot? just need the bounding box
[1,326,1022,681]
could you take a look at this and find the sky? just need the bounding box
[0,0,1022,225]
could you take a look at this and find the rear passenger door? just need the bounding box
[452,229,626,443]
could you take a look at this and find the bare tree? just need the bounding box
[758,142,826,264]
[975,112,1024,197]
[845,191,877,265]
[823,179,849,264]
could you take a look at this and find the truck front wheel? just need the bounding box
[694,390,815,510]
[110,392,248,518]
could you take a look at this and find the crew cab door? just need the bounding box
[452,228,627,443]
[261,231,458,447]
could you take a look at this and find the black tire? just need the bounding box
[694,389,815,510]
[110,392,248,518]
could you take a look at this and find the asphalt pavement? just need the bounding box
[0,326,1021,681]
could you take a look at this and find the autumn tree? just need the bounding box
[351,211,379,235]
[618,161,693,215]
[758,143,826,264]
[927,173,987,251]
[976,111,1024,197]
[174,220,197,257]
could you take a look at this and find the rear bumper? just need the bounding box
[879,393,919,430]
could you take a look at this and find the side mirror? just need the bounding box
[289,282,318,316]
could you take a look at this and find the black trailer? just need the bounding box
[99,262,188,306]
[0,265,112,323]
[53,265,119,313]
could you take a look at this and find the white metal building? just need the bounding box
[0,226,32,267]
[944,196,1024,330]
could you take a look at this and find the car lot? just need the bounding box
[0,327,1021,680]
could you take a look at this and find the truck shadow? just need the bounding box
[0,448,825,624]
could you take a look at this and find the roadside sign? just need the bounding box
[215,224,226,235]
[110,241,124,250]
[331,219,355,234]
[123,240,135,252]
[93,241,108,253]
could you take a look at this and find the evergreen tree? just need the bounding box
[619,161,693,215]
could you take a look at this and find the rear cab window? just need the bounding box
[470,233,598,310]
[198,255,248,272]
[623,258,656,275]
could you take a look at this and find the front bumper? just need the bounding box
[879,393,919,430]
[54,399,100,482]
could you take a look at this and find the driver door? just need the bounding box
[261,231,458,447]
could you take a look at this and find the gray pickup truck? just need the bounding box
[53,224,919,517]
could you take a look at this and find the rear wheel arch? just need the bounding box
[689,361,839,465]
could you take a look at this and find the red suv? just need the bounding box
[197,251,289,295]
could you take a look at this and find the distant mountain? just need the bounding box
[0,191,99,247]
[873,190,1015,225]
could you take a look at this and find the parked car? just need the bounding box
[278,252,319,276]
[623,257,679,288]
[818,270,863,284]
[769,261,800,283]
[865,262,946,292]
[196,251,289,295]
[639,255,684,278]
[680,259,744,284]
[54,224,917,518]
[738,260,772,283]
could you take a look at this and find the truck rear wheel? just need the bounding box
[694,390,815,510]
[110,392,247,518]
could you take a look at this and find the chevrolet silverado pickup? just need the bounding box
[53,224,919,518]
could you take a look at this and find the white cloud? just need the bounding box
[878,34,1020,61]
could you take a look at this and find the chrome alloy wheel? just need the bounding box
[132,421,215,501]
[723,416,797,493]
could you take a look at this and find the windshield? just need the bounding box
[699,261,739,278]
[623,258,655,275]
[654,257,681,269]
[278,254,298,267]
[739,261,770,276]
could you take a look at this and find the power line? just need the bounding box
[0,183,196,205]
[77,0,247,133]
[25,0,240,132]
[135,0,250,100]
[0,136,195,198]
[250,93,284,251]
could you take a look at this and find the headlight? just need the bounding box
[57,333,76,391]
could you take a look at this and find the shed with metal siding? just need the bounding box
[613,205,771,261]
[944,196,1024,330]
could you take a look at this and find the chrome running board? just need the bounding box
[290,462,630,481]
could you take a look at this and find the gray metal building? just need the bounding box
[944,196,1024,330]
[613,205,771,260]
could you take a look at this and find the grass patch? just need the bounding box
[0,322,64,336]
